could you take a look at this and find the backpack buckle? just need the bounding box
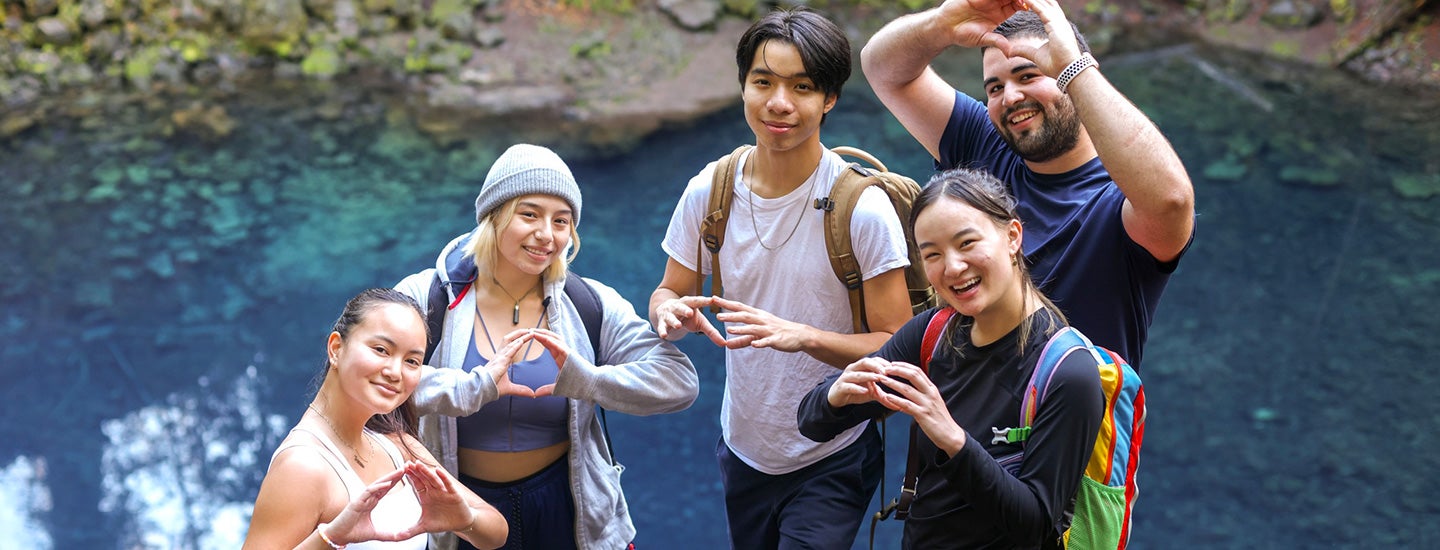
[991,427,1009,445]
[991,426,1031,444]
[814,197,835,211]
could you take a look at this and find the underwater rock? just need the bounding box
[1391,173,1440,199]
[146,252,175,279]
[0,110,38,138]
[1202,159,1248,181]
[0,74,41,109]
[1278,165,1341,187]
[170,103,237,142]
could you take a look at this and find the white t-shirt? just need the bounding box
[661,147,909,474]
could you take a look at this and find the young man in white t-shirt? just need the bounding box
[649,7,914,549]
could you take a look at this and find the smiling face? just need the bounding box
[982,38,1082,163]
[914,195,1025,321]
[327,301,426,416]
[742,39,836,154]
[495,194,574,280]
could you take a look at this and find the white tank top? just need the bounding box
[272,427,428,550]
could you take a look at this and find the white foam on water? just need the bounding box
[99,365,288,549]
[0,455,54,550]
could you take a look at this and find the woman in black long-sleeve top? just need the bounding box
[797,168,1105,549]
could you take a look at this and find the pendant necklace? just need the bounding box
[491,277,541,324]
[308,403,371,469]
[475,295,546,357]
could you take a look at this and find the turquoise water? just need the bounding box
[3,41,1440,548]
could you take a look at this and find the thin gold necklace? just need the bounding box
[491,277,541,324]
[743,152,814,251]
[308,403,372,468]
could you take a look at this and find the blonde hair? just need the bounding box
[468,195,580,283]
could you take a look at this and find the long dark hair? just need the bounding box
[314,288,427,440]
[910,168,1066,354]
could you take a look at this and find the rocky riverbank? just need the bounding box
[2,0,1437,148]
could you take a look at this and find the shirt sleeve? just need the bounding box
[552,278,700,416]
[849,185,910,281]
[659,161,722,275]
[934,349,1105,545]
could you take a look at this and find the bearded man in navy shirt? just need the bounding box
[861,0,1196,368]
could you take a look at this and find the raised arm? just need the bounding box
[863,0,1026,161]
[1021,0,1196,261]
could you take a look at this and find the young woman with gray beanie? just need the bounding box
[393,143,699,550]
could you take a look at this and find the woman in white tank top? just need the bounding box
[244,289,509,549]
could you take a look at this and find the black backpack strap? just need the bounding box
[423,273,450,365]
[563,272,604,364]
[562,272,617,466]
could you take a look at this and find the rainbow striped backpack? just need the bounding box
[993,320,1146,549]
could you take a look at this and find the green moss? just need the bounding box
[301,44,343,77]
[1268,39,1301,58]
[173,33,214,63]
[558,0,634,14]
[124,45,165,87]
[571,31,611,60]
[1329,0,1354,23]
[429,0,470,21]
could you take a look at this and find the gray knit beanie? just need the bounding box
[474,144,583,227]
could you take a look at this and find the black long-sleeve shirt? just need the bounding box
[798,308,1104,549]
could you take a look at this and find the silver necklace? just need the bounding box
[743,153,815,251]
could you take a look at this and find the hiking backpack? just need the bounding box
[903,307,1145,549]
[697,144,933,332]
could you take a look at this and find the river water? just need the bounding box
[2,40,1438,548]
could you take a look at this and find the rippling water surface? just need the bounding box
[3,42,1439,548]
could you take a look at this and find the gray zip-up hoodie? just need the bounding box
[395,231,699,550]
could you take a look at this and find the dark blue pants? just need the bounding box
[717,422,883,550]
[458,456,578,550]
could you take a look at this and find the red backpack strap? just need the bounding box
[919,307,956,373]
[890,307,955,521]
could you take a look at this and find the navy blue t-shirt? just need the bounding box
[936,91,1187,368]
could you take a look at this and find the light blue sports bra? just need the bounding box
[455,332,569,451]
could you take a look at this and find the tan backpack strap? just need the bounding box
[831,145,889,172]
[822,163,877,334]
[699,145,752,308]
